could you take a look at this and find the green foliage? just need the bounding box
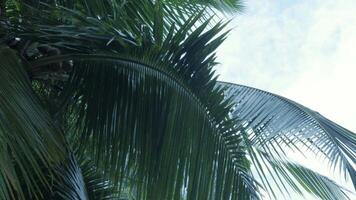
[0,0,355,200]
[0,46,67,199]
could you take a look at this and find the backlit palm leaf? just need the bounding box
[219,81,356,198]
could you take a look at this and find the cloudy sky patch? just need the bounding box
[217,0,356,131]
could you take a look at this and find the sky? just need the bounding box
[216,0,356,199]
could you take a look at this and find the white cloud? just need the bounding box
[216,0,315,91]
[281,0,356,132]
[217,0,356,131]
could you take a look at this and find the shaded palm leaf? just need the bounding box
[50,153,121,200]
[30,51,257,199]
[2,1,257,199]
[0,46,66,199]
[51,154,89,200]
[79,156,120,200]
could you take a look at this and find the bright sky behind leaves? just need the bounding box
[216,0,356,199]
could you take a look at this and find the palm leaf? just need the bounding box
[2,1,257,199]
[79,156,120,200]
[0,46,66,199]
[30,51,258,199]
[242,138,351,200]
[50,153,121,200]
[281,162,351,200]
[218,81,356,196]
[1,0,242,56]
[51,154,89,200]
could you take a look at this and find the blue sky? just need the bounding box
[216,0,356,199]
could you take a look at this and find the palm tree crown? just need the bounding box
[0,0,355,199]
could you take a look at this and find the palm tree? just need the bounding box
[0,0,355,199]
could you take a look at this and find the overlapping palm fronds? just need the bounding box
[1,1,258,199]
[0,0,355,199]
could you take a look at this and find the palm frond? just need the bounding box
[50,153,121,200]
[280,162,351,200]
[241,137,351,200]
[79,156,120,200]
[0,46,66,199]
[218,82,356,194]
[165,0,244,14]
[51,154,89,200]
[30,51,257,199]
[2,1,259,198]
